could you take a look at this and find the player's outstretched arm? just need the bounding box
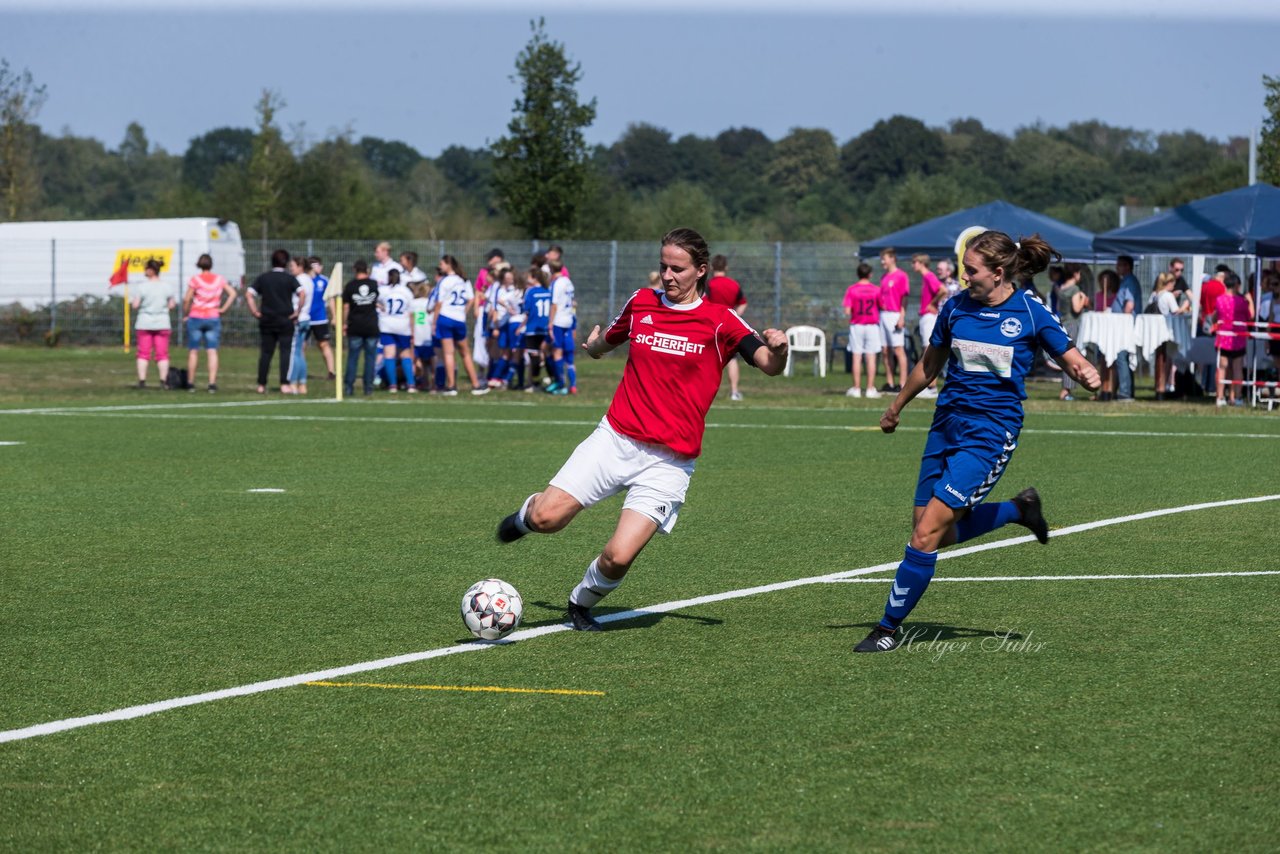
[583,324,619,360]
[881,345,947,433]
[752,328,790,376]
[1059,347,1101,391]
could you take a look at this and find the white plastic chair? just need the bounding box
[784,325,827,377]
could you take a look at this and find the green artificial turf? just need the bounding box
[1,345,1277,851]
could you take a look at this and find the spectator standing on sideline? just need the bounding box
[1214,272,1253,407]
[843,263,882,399]
[182,253,236,393]
[1199,265,1230,334]
[1056,263,1089,401]
[342,260,380,397]
[371,241,404,288]
[1093,270,1120,400]
[1111,255,1141,402]
[707,255,748,401]
[936,258,960,301]
[434,254,486,396]
[307,257,335,379]
[912,253,943,399]
[476,248,504,299]
[1149,271,1188,400]
[546,244,569,279]
[132,259,176,389]
[1162,258,1189,296]
[246,249,306,394]
[546,260,578,395]
[1047,265,1064,313]
[877,248,910,392]
[286,255,314,395]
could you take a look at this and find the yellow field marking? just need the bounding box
[305,680,604,697]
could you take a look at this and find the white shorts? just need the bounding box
[848,323,883,355]
[879,311,904,348]
[918,313,937,349]
[549,418,695,534]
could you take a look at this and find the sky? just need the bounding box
[1,1,1278,158]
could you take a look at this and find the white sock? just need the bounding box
[569,558,621,608]
[514,493,537,534]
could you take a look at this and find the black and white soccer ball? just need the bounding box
[461,578,523,640]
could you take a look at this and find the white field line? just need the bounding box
[2,493,1278,746]
[831,570,1280,583]
[2,406,1279,440]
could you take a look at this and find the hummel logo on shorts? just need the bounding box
[641,314,654,325]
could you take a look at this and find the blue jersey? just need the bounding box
[309,275,329,323]
[931,289,1071,423]
[523,286,552,335]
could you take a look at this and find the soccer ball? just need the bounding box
[461,578,523,640]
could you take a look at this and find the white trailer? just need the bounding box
[0,218,245,307]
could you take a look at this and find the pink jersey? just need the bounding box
[920,270,943,314]
[187,272,228,319]
[878,268,909,313]
[1214,293,1253,351]
[603,288,756,458]
[843,282,880,326]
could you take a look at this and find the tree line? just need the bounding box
[2,35,1274,244]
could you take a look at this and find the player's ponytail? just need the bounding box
[966,230,1060,286]
[441,254,468,284]
[1012,235,1059,281]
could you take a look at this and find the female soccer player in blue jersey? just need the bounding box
[855,231,1101,653]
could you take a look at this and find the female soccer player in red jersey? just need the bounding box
[497,228,790,631]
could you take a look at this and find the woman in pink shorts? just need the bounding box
[131,259,177,389]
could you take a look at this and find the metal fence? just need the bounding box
[0,236,1266,347]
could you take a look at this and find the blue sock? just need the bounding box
[955,501,1020,544]
[551,357,564,384]
[435,365,446,390]
[880,545,938,630]
[400,357,414,388]
[565,352,576,388]
[493,358,507,383]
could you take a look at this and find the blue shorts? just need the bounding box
[435,316,468,342]
[551,326,574,352]
[414,344,433,362]
[913,409,1020,510]
[498,321,522,350]
[186,317,221,350]
[380,332,411,351]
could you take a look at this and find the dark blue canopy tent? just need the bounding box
[1258,233,1280,256]
[1093,184,1280,255]
[859,200,1100,261]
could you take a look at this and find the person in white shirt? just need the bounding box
[546,261,577,394]
[410,280,434,392]
[378,269,417,393]
[286,255,314,394]
[370,241,404,288]
[433,254,486,395]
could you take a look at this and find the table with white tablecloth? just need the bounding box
[1133,314,1173,364]
[1076,312,1137,370]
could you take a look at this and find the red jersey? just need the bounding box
[1200,278,1226,321]
[706,275,745,308]
[603,288,756,458]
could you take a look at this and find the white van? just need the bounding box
[0,218,245,307]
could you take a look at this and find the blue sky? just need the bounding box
[1,2,1277,157]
